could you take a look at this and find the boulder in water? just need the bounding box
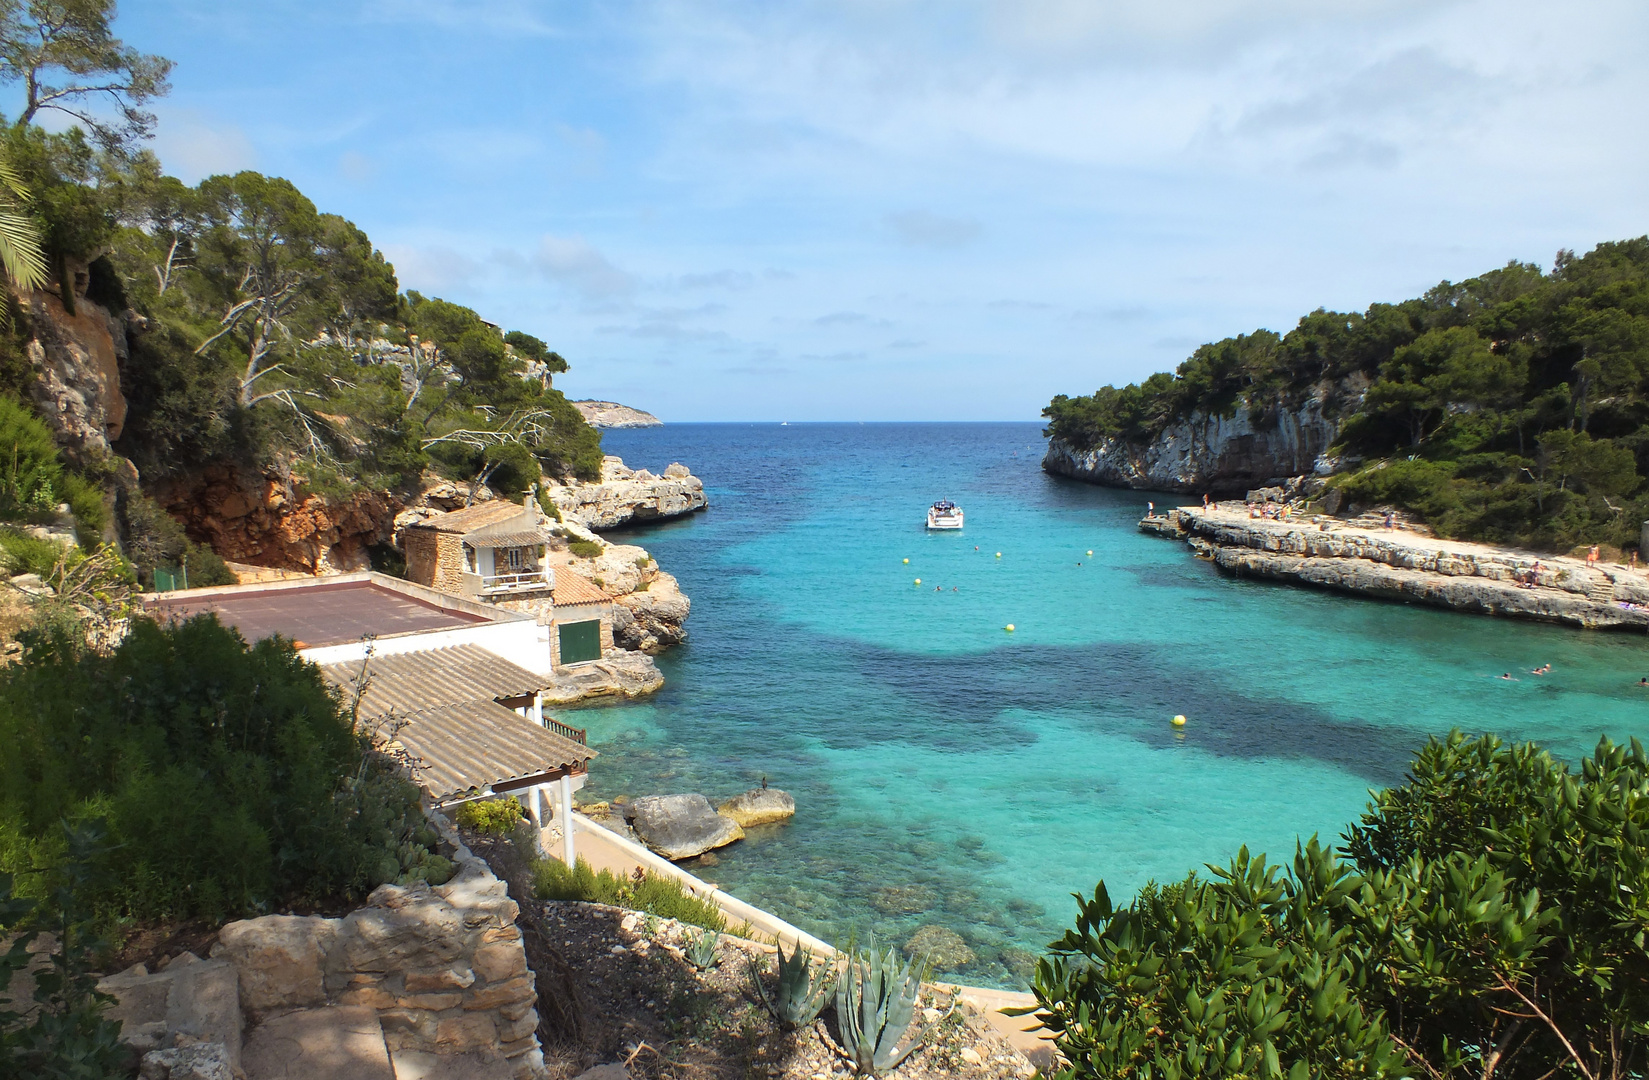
[629,794,744,860]
[718,788,796,827]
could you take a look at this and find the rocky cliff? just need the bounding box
[547,455,707,530]
[1150,507,1649,630]
[1043,383,1359,495]
[572,400,662,428]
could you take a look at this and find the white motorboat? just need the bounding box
[926,500,964,530]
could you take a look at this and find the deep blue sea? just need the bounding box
[575,422,1648,988]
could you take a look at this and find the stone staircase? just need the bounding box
[1586,574,1618,603]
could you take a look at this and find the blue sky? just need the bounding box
[90,1,1649,420]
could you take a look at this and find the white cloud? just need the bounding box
[152,111,257,183]
[534,236,637,300]
[885,210,982,248]
[380,244,481,293]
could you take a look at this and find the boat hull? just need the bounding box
[926,512,964,530]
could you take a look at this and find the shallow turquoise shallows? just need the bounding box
[575,422,1648,988]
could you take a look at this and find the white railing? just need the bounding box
[480,569,554,594]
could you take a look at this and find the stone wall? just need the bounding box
[404,530,468,593]
[211,821,545,1078]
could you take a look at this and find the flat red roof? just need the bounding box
[146,580,489,647]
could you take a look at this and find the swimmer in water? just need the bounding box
[1499,673,1518,681]
[1637,677,1648,688]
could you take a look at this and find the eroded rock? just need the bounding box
[718,788,796,828]
[906,926,976,970]
[627,794,744,860]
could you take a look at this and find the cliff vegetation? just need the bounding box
[1045,240,1649,551]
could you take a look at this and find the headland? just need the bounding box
[1146,504,1649,630]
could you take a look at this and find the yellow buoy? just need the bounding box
[1086,550,1094,556]
[1005,624,1015,632]
[914,578,922,585]
[1172,714,1187,727]
[995,552,1002,558]
[903,558,909,564]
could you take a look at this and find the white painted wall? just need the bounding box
[301,617,553,674]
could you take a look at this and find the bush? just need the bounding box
[532,857,726,933]
[0,529,64,577]
[567,539,603,559]
[0,614,439,922]
[1032,732,1649,1080]
[453,796,526,836]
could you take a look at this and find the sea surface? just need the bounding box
[574,422,1648,988]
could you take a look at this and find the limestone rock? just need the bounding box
[240,1005,393,1080]
[24,289,128,465]
[571,401,662,429]
[139,1042,233,1080]
[614,573,690,652]
[99,954,243,1068]
[548,455,706,530]
[718,788,796,828]
[572,1065,633,1080]
[628,794,745,860]
[905,925,976,970]
[540,650,664,705]
[1043,377,1364,495]
[212,914,336,1012]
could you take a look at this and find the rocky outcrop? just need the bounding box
[540,650,665,705]
[1152,507,1649,630]
[624,794,745,861]
[571,401,662,428]
[612,574,690,652]
[548,457,706,530]
[1043,383,1360,495]
[25,289,130,465]
[210,816,546,1079]
[717,788,796,828]
[98,952,243,1069]
[153,465,397,575]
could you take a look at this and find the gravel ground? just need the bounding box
[464,831,1042,1080]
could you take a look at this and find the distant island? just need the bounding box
[574,401,664,428]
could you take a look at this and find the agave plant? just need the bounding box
[750,939,834,1029]
[685,927,720,970]
[835,938,931,1075]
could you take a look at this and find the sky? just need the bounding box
[66,1,1649,419]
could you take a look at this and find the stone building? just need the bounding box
[403,499,555,601]
[402,498,616,669]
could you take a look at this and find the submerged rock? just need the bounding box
[906,925,975,970]
[628,794,744,860]
[718,788,796,827]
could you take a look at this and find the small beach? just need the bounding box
[562,422,1649,990]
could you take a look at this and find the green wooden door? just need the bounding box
[558,619,602,664]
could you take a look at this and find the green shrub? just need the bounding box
[453,796,526,836]
[567,539,603,559]
[531,857,726,933]
[0,529,63,577]
[0,615,438,922]
[0,395,63,523]
[1033,732,1649,1080]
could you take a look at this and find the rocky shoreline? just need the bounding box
[1147,506,1649,631]
[571,400,662,428]
[545,455,707,530]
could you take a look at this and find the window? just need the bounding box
[506,547,524,570]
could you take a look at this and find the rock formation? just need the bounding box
[547,456,707,530]
[571,401,663,428]
[624,794,745,860]
[153,465,397,575]
[717,788,796,828]
[1150,507,1649,630]
[1043,381,1362,495]
[24,289,130,465]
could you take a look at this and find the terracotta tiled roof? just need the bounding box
[552,571,611,607]
[411,500,529,535]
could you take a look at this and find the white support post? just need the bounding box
[559,772,576,866]
[527,785,543,828]
[533,692,544,727]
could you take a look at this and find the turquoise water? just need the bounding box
[572,422,1649,987]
